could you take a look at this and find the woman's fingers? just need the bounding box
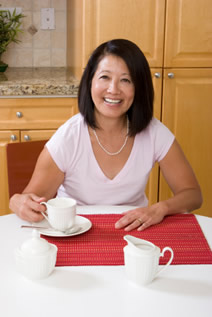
[115,211,138,229]
[115,205,164,231]
[115,209,147,230]
[121,217,152,232]
[137,219,152,231]
[10,193,47,222]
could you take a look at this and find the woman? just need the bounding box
[9,39,202,231]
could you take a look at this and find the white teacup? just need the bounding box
[123,235,174,286]
[40,197,76,232]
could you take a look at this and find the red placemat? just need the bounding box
[42,214,212,266]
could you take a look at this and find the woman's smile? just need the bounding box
[104,97,122,105]
[103,97,123,108]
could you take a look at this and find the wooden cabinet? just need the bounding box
[0,98,78,130]
[164,0,212,67]
[0,97,78,215]
[0,132,19,214]
[159,69,212,218]
[67,0,166,78]
[20,130,56,142]
[67,0,212,217]
[145,69,163,205]
[67,0,212,74]
[160,0,212,217]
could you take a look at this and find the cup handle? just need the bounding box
[40,202,50,223]
[157,247,174,276]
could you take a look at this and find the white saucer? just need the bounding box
[35,216,92,237]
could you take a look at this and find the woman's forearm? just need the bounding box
[161,187,203,216]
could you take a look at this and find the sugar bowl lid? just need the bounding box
[20,229,51,256]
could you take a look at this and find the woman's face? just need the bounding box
[91,54,135,121]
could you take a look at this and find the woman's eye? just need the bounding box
[121,78,131,83]
[99,75,109,80]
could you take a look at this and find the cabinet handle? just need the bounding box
[168,72,174,79]
[16,111,23,118]
[154,72,161,78]
[10,134,17,141]
[24,135,31,141]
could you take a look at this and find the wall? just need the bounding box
[0,0,67,67]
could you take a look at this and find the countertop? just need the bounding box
[0,67,79,97]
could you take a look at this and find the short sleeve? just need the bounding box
[151,118,175,162]
[45,114,82,172]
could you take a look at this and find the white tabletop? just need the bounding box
[0,207,212,317]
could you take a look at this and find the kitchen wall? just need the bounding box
[0,0,67,67]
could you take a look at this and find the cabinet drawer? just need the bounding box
[0,98,78,129]
[20,130,56,142]
[0,131,20,143]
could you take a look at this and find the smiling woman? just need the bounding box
[78,39,154,136]
[9,39,202,232]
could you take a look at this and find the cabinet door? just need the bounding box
[0,131,20,215]
[145,69,162,205]
[164,0,212,67]
[67,0,166,78]
[20,130,56,142]
[160,68,212,217]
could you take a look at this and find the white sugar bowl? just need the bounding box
[15,229,57,280]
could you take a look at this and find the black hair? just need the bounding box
[78,39,154,136]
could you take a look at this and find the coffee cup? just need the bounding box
[123,235,174,286]
[40,197,76,232]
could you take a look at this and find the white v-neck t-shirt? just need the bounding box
[46,113,175,207]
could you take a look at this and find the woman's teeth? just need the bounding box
[104,98,121,104]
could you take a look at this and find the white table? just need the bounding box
[0,207,212,317]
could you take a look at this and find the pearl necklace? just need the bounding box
[92,118,129,156]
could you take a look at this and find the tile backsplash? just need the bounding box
[0,0,67,67]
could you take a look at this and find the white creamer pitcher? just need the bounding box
[123,235,174,286]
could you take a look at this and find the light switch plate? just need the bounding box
[41,8,55,30]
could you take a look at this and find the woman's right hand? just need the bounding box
[9,193,47,222]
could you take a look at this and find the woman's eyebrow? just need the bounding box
[97,70,111,75]
[97,70,130,76]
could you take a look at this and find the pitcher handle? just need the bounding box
[157,247,174,276]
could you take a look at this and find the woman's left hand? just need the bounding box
[115,202,168,231]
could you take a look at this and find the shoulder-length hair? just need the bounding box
[78,39,154,136]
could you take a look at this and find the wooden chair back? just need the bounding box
[6,140,47,198]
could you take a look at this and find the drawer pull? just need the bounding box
[154,72,161,78]
[10,134,17,141]
[24,135,31,141]
[168,72,174,79]
[16,111,23,118]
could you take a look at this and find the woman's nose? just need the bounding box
[107,80,120,94]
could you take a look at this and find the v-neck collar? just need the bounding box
[85,122,137,183]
